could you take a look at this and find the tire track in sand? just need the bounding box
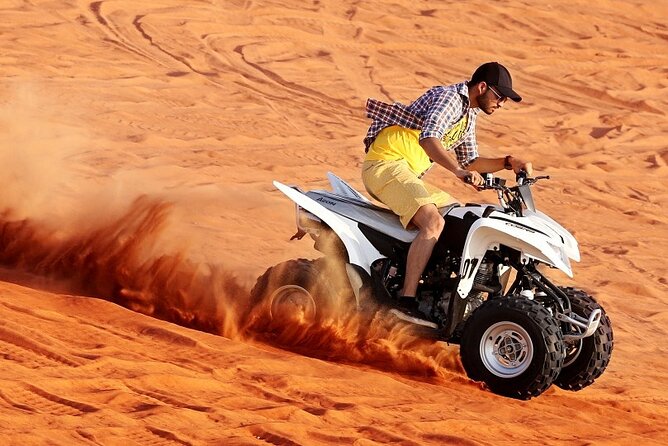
[0,384,98,415]
[0,325,83,368]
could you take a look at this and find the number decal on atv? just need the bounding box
[462,258,480,279]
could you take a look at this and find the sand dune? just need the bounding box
[1,0,667,444]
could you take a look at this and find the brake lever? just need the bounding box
[523,175,550,186]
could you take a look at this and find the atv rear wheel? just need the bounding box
[460,297,565,399]
[244,258,339,330]
[555,287,613,391]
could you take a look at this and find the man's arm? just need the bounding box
[468,155,534,175]
[420,137,484,186]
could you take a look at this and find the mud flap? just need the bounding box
[345,263,374,310]
[443,278,468,341]
[369,259,394,305]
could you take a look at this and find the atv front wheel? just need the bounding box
[460,297,565,399]
[555,287,613,391]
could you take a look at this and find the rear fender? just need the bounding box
[274,181,383,274]
[456,218,573,298]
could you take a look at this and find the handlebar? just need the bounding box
[476,172,550,191]
[473,172,550,215]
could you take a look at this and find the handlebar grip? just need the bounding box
[516,170,528,185]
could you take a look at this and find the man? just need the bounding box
[361,61,533,324]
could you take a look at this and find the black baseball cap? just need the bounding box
[471,62,522,102]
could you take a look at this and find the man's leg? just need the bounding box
[401,203,445,297]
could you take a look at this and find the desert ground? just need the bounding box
[1,0,667,444]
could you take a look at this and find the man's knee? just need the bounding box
[412,205,445,237]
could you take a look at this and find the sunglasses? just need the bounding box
[487,84,507,104]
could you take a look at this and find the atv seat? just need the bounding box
[305,189,458,243]
[309,189,457,216]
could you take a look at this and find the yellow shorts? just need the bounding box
[361,159,453,228]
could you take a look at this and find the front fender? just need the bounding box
[524,209,580,262]
[456,217,573,298]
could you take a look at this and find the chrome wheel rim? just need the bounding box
[480,322,534,378]
[269,285,316,323]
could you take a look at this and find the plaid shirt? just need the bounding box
[363,82,480,167]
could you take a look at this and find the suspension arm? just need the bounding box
[506,259,570,313]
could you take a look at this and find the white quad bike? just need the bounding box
[246,171,613,399]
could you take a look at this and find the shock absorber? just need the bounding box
[471,261,501,294]
[473,261,493,288]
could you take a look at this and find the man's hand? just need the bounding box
[456,169,484,188]
[509,157,533,176]
[418,137,485,188]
